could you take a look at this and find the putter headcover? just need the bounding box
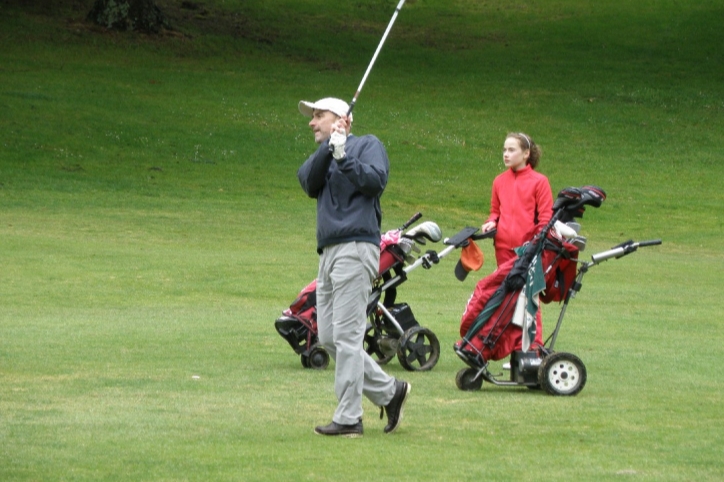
[403,221,442,245]
[553,221,578,239]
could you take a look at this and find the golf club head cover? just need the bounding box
[329,131,347,161]
[553,220,578,239]
[404,221,443,243]
[579,185,606,208]
[553,185,607,222]
[552,187,582,211]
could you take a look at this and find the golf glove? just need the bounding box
[329,131,347,161]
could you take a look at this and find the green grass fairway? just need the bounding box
[1,0,723,480]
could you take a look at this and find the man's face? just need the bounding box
[309,109,339,144]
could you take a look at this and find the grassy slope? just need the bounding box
[1,0,723,480]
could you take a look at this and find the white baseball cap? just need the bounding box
[298,97,352,121]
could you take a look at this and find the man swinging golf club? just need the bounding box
[297,97,410,437]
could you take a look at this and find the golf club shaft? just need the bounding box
[347,0,406,116]
[400,212,422,231]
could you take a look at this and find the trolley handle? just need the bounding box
[471,228,497,241]
[443,227,495,248]
[590,238,662,264]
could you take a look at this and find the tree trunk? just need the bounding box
[87,0,169,33]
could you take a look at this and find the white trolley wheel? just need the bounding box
[538,352,587,396]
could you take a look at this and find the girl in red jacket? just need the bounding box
[462,132,553,355]
[481,132,553,266]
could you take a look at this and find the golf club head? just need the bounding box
[566,222,581,234]
[571,235,587,251]
[397,237,415,255]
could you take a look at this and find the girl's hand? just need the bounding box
[482,221,496,232]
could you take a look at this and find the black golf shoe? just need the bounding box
[382,379,411,434]
[314,420,363,438]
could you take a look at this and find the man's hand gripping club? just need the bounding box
[329,115,351,162]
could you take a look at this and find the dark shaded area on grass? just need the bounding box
[86,0,169,34]
[2,0,274,42]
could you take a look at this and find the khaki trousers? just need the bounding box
[317,241,396,425]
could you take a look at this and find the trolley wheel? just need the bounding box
[455,368,483,391]
[363,322,395,365]
[538,352,587,396]
[307,344,330,370]
[300,353,310,369]
[397,326,440,372]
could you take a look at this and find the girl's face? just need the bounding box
[503,137,529,171]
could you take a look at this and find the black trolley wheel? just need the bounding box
[363,322,395,365]
[305,344,330,370]
[300,353,310,369]
[455,368,483,391]
[397,325,440,372]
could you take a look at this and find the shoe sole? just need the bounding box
[386,383,411,434]
[314,429,363,438]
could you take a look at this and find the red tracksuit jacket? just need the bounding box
[485,165,553,265]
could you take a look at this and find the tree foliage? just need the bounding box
[87,0,169,33]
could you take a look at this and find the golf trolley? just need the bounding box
[275,213,494,371]
[454,185,661,396]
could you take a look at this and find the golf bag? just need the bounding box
[454,185,609,395]
[457,224,581,362]
[275,213,451,371]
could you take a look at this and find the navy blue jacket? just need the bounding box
[298,134,389,253]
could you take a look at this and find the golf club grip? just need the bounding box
[401,212,423,230]
[638,239,662,247]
